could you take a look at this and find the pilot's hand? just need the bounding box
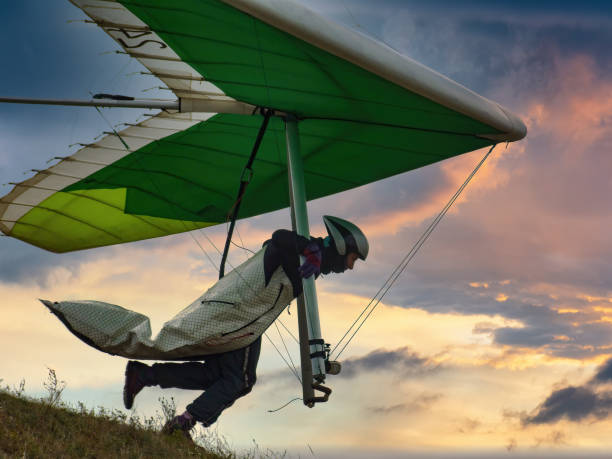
[299,242,322,278]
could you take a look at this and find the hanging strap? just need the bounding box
[219,108,274,279]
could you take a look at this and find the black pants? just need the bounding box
[150,337,261,427]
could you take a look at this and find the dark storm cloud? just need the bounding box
[340,346,438,379]
[525,357,612,426]
[493,326,561,348]
[0,237,85,287]
[476,299,612,360]
[590,358,612,384]
[374,0,612,97]
[523,386,612,425]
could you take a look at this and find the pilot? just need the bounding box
[123,215,369,438]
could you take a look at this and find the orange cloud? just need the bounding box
[470,282,489,288]
[526,54,612,151]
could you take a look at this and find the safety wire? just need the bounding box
[274,321,300,379]
[264,333,301,384]
[277,317,299,344]
[233,225,255,257]
[331,144,497,360]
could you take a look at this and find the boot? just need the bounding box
[162,411,196,441]
[123,360,154,409]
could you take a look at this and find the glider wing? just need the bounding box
[0,0,526,252]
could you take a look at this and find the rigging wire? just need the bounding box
[93,106,129,150]
[188,231,224,275]
[233,224,255,257]
[331,144,498,360]
[277,317,299,345]
[231,238,255,255]
[194,226,260,296]
[274,321,299,378]
[264,333,302,384]
[341,0,363,32]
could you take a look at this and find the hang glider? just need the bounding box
[0,0,526,407]
[0,0,525,254]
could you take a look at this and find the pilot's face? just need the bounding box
[345,252,359,270]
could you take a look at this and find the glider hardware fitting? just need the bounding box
[306,382,332,408]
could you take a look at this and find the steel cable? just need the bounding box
[331,144,497,360]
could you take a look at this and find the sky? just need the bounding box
[1,0,612,457]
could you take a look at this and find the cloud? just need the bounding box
[339,346,438,379]
[590,357,612,384]
[377,1,612,97]
[532,430,568,448]
[256,346,438,387]
[457,417,481,434]
[368,392,442,415]
[523,386,612,425]
[0,237,88,287]
[524,357,612,426]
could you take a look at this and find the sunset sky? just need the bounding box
[2,1,612,457]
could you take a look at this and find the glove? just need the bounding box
[298,242,322,278]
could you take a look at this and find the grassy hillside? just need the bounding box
[0,371,280,459]
[0,391,228,458]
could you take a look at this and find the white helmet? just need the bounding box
[323,215,369,260]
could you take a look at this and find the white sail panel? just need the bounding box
[70,0,229,102]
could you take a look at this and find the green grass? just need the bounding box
[0,371,283,459]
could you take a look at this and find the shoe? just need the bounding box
[162,414,195,441]
[123,360,149,409]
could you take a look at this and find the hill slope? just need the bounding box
[0,390,230,458]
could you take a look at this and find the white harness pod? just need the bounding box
[41,249,295,360]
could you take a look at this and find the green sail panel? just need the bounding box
[117,0,501,137]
